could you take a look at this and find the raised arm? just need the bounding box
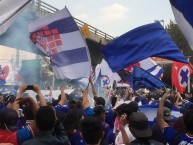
[34,84,47,106]
[82,89,90,108]
[174,92,181,110]
[58,85,66,106]
[16,96,39,136]
[89,76,98,97]
[156,91,170,130]
[13,84,27,114]
[120,114,130,144]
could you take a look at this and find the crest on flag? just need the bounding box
[178,66,190,87]
[101,75,110,87]
[30,26,62,56]
[172,61,193,93]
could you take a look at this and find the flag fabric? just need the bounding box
[125,58,164,79]
[129,66,167,90]
[119,58,164,83]
[28,8,91,80]
[101,22,188,72]
[0,3,44,55]
[170,0,193,51]
[96,59,121,87]
[0,0,31,35]
[171,61,193,93]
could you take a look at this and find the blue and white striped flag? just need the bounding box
[140,58,164,79]
[28,7,91,79]
[170,0,193,51]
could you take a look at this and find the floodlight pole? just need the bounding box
[187,56,191,93]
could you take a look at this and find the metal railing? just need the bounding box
[32,0,114,42]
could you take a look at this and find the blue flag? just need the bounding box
[101,22,188,72]
[170,0,193,51]
[129,66,167,90]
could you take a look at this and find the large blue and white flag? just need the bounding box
[129,66,167,90]
[28,7,91,79]
[101,22,188,72]
[170,0,193,51]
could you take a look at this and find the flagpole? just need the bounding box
[187,56,191,93]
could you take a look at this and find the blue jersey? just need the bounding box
[54,104,69,113]
[163,126,193,145]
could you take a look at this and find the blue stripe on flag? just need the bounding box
[48,16,79,34]
[51,47,89,67]
[170,0,193,27]
[147,65,164,78]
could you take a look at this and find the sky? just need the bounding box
[42,0,175,37]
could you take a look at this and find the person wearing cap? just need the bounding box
[157,91,193,145]
[115,104,136,145]
[128,112,163,145]
[151,107,175,144]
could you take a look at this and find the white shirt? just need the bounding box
[115,124,135,145]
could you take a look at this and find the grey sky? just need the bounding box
[42,0,174,37]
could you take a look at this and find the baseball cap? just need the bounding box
[163,107,173,120]
[180,102,193,114]
[0,108,18,132]
[129,112,152,138]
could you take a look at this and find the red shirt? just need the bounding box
[0,129,18,145]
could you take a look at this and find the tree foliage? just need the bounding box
[165,21,193,63]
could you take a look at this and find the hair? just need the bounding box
[68,100,77,110]
[22,105,34,120]
[94,96,105,107]
[63,108,84,135]
[0,108,18,126]
[172,116,186,134]
[35,106,56,131]
[183,110,193,134]
[111,95,117,107]
[115,104,133,121]
[80,117,103,144]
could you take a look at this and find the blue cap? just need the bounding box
[180,102,193,114]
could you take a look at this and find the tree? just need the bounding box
[165,21,193,63]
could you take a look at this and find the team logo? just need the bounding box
[101,75,110,87]
[178,66,190,87]
[30,25,62,56]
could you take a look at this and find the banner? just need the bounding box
[28,8,91,79]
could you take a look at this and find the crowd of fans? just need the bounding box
[0,78,193,145]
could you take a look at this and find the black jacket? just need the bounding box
[22,123,70,145]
